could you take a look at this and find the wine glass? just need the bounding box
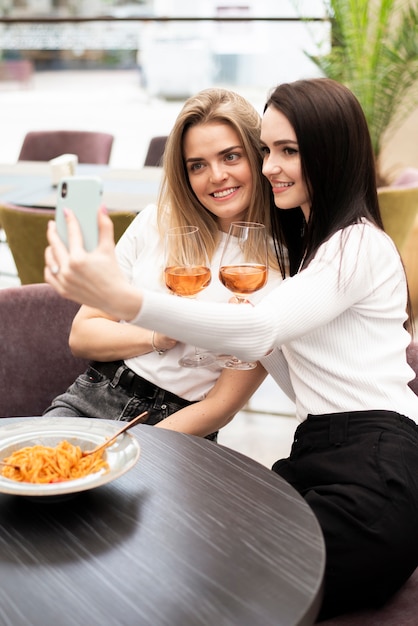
[164,225,216,368]
[218,221,268,370]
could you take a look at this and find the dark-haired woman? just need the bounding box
[45,78,418,621]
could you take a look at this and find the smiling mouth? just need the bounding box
[272,181,293,189]
[211,187,239,198]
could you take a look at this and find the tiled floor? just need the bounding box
[0,69,298,467]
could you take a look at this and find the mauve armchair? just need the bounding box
[407,340,418,396]
[18,130,114,164]
[0,284,88,417]
[318,568,418,625]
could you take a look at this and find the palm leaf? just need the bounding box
[303,0,418,174]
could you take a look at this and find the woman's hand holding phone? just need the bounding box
[55,176,103,251]
[46,198,143,322]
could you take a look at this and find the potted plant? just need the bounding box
[302,0,418,186]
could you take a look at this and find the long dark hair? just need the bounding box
[265,78,383,272]
[264,77,413,330]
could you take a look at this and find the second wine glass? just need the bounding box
[164,225,215,368]
[218,221,268,370]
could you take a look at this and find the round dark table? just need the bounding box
[0,419,325,626]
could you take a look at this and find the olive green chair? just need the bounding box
[0,203,136,285]
[377,185,418,254]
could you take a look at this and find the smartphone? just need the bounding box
[55,176,103,251]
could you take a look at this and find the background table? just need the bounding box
[0,419,325,626]
[0,161,162,212]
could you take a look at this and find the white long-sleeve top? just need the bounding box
[116,204,282,401]
[134,220,418,423]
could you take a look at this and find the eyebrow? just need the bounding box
[185,144,242,163]
[260,139,298,147]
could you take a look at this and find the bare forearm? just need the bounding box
[155,364,267,437]
[155,399,235,437]
[70,317,154,360]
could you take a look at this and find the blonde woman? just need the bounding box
[44,88,281,438]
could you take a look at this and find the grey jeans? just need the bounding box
[44,361,218,441]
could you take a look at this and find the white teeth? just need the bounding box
[213,187,238,198]
[273,182,293,188]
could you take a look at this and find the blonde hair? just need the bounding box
[157,88,276,266]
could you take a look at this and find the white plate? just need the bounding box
[0,417,140,497]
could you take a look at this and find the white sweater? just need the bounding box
[134,220,418,423]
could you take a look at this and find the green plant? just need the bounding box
[304,0,418,184]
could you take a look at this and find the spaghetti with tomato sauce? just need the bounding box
[1,440,109,484]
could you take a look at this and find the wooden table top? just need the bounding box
[0,418,325,626]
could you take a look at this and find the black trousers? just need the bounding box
[272,410,418,621]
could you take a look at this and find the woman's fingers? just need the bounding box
[64,204,115,252]
[44,242,59,282]
[96,205,116,252]
[45,220,66,283]
[45,207,110,283]
[46,218,68,259]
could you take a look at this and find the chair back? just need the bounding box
[0,204,137,285]
[0,284,88,417]
[144,136,167,167]
[319,567,418,624]
[0,204,53,284]
[110,210,137,242]
[377,185,418,254]
[18,130,114,164]
[407,340,418,397]
[392,168,418,188]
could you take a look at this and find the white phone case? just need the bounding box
[55,176,103,251]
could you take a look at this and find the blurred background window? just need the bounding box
[0,0,329,96]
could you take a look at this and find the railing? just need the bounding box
[0,16,326,23]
